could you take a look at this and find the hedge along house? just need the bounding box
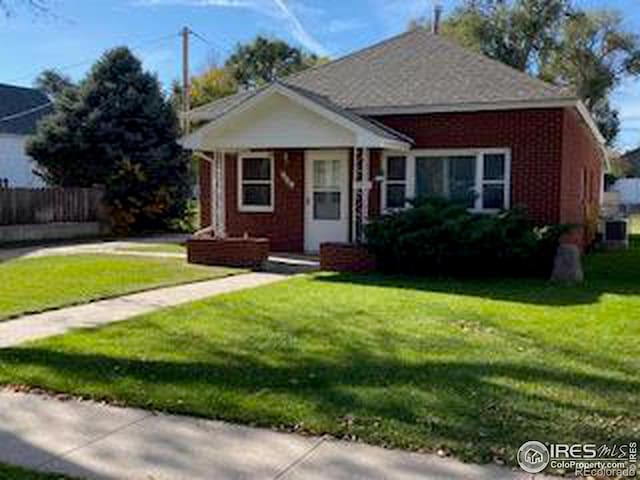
[182,28,606,254]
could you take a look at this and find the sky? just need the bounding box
[1,0,639,150]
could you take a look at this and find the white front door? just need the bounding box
[304,150,350,252]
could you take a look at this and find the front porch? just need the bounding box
[181,82,412,253]
[196,147,387,253]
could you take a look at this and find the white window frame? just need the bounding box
[382,148,511,213]
[237,151,274,213]
[381,154,411,211]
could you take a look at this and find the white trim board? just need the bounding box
[356,99,606,154]
[181,83,411,152]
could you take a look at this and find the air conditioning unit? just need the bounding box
[602,218,629,249]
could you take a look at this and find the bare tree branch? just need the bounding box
[0,0,50,17]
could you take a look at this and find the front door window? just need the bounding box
[313,159,342,220]
[305,151,349,252]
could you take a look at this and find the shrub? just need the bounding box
[364,197,570,277]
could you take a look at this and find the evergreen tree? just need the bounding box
[35,69,75,99]
[27,47,190,233]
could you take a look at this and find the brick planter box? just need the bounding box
[320,242,377,273]
[187,237,270,269]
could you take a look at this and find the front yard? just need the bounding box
[0,240,637,467]
[116,243,186,254]
[0,463,73,480]
[0,254,238,321]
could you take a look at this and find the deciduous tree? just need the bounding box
[225,36,325,89]
[426,0,640,145]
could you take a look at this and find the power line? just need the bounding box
[0,102,53,123]
[1,31,182,123]
[1,27,240,123]
[188,28,234,58]
[6,32,180,85]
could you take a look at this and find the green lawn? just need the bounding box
[631,214,640,234]
[0,463,74,480]
[117,243,186,254]
[0,254,238,321]
[0,242,638,467]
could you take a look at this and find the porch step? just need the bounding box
[264,253,320,274]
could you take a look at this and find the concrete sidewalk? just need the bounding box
[0,272,285,348]
[0,391,549,480]
[0,234,189,262]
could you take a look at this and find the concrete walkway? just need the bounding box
[0,234,189,262]
[0,272,285,348]
[0,391,549,480]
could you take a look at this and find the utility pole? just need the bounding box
[432,1,443,35]
[181,26,191,134]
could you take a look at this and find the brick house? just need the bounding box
[182,28,606,253]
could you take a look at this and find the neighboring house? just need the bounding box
[612,178,640,206]
[0,83,52,188]
[182,28,606,252]
[620,147,640,176]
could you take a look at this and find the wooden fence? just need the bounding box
[0,187,105,226]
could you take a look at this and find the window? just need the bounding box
[384,150,510,212]
[313,159,342,220]
[238,153,273,212]
[481,153,507,210]
[384,156,408,209]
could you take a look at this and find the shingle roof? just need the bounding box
[0,84,52,135]
[189,88,259,124]
[188,28,576,144]
[621,147,640,171]
[285,28,574,111]
[622,147,640,162]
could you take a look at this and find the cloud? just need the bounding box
[135,0,259,7]
[270,0,328,55]
[325,18,366,34]
[134,0,329,56]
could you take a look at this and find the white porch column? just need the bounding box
[362,148,370,227]
[352,147,358,243]
[351,147,370,244]
[213,150,226,237]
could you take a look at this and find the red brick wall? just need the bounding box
[560,108,603,246]
[225,150,305,252]
[368,149,382,217]
[187,237,269,268]
[198,158,212,229]
[197,108,602,251]
[374,109,565,224]
[320,242,376,273]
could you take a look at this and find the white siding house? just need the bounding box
[0,133,43,187]
[0,84,52,188]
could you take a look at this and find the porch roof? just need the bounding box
[180,83,413,152]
